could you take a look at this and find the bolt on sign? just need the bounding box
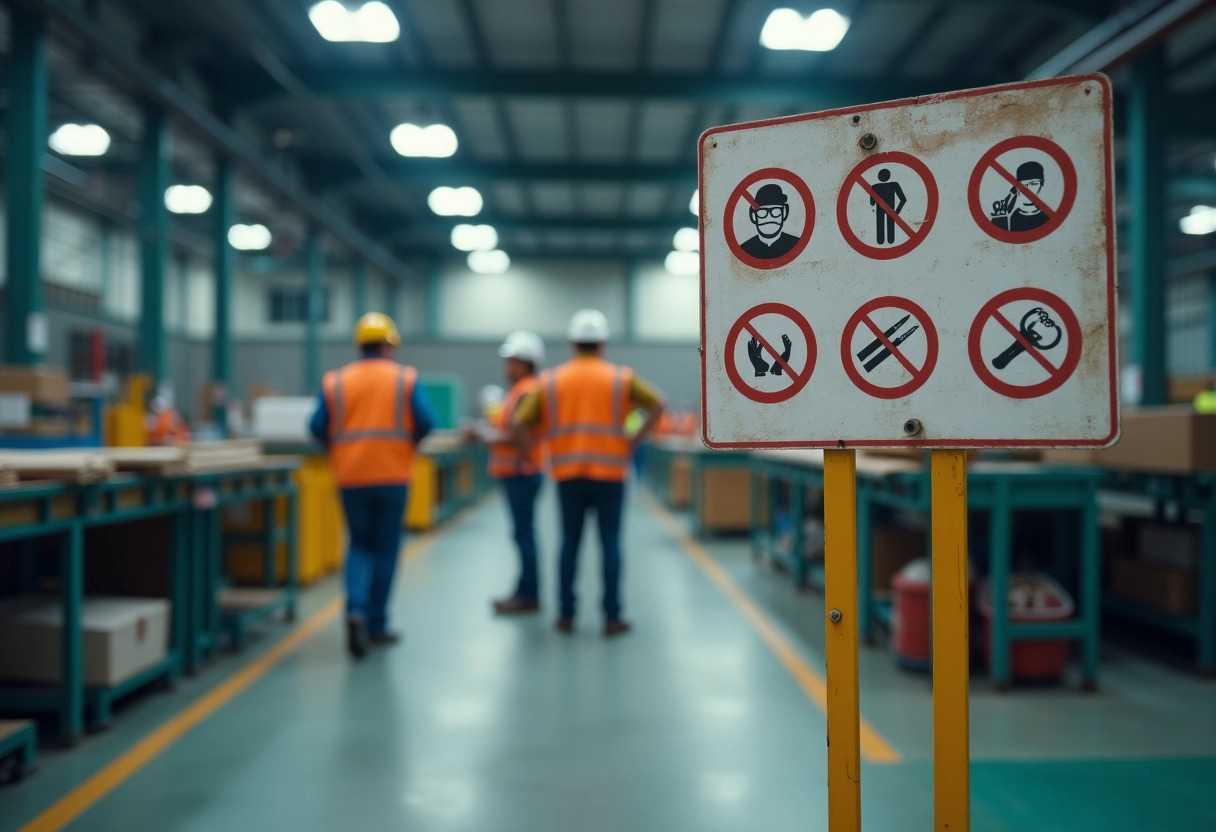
[699,75,1119,449]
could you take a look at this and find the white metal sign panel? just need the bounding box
[699,75,1118,450]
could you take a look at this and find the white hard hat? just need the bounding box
[567,309,609,343]
[498,330,545,365]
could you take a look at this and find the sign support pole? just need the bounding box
[824,449,861,832]
[931,449,970,831]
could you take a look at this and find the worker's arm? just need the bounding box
[308,392,330,449]
[411,384,436,444]
[510,390,543,454]
[627,375,666,451]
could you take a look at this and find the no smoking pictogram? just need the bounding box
[724,303,817,403]
[841,296,939,399]
[968,287,1082,399]
[837,152,939,260]
[724,168,815,270]
[968,136,1078,244]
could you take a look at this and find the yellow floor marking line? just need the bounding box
[20,529,446,832]
[646,495,902,764]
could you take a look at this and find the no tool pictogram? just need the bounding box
[968,136,1078,244]
[837,152,939,260]
[841,297,938,400]
[968,287,1082,399]
[725,303,817,404]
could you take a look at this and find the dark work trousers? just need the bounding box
[556,478,625,621]
[500,473,543,601]
[340,485,409,637]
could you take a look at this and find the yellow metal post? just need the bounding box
[931,449,970,831]
[824,449,861,832]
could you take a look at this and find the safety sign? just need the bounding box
[725,303,817,404]
[724,168,815,270]
[837,152,938,260]
[842,297,939,400]
[699,74,1118,449]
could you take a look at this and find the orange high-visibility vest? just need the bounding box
[540,358,632,483]
[322,359,418,488]
[488,376,543,479]
[149,409,190,445]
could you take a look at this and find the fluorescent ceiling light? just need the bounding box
[428,186,483,217]
[760,8,850,52]
[673,227,699,252]
[451,224,498,252]
[309,1,399,43]
[165,184,213,215]
[48,123,111,157]
[468,249,511,274]
[228,223,273,251]
[689,190,700,216]
[391,123,458,158]
[665,251,699,276]
[1180,205,1216,236]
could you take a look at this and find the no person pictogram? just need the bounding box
[968,136,1078,245]
[841,297,939,399]
[837,152,939,261]
[724,303,817,403]
[968,287,1082,399]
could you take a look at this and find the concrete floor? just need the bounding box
[3,486,1215,831]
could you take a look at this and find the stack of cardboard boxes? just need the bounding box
[0,365,71,437]
[1111,522,1199,617]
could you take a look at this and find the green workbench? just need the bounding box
[0,720,37,783]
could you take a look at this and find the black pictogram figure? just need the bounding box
[861,323,920,372]
[741,184,801,260]
[770,335,793,375]
[869,169,907,245]
[990,161,1050,234]
[748,334,793,376]
[991,307,1061,369]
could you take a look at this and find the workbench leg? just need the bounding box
[59,524,84,747]
[286,489,299,622]
[1080,499,1101,690]
[791,483,806,588]
[857,485,874,646]
[989,483,1013,691]
[262,497,277,589]
[171,509,188,682]
[186,509,202,674]
[208,510,222,650]
[1199,496,1216,674]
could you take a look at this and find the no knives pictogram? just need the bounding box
[841,297,939,399]
[837,152,938,260]
[725,303,817,403]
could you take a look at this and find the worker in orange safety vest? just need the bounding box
[309,312,435,659]
[147,395,191,445]
[513,309,665,638]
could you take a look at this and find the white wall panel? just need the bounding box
[635,264,699,342]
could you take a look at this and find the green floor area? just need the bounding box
[2,488,1214,831]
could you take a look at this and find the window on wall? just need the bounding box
[268,286,331,323]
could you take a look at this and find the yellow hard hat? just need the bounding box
[354,312,401,346]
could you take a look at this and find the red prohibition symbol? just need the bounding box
[725,302,817,404]
[968,136,1078,245]
[968,287,1082,399]
[841,296,939,400]
[836,151,939,261]
[723,168,816,270]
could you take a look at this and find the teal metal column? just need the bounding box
[305,226,322,392]
[138,106,169,383]
[3,8,48,364]
[175,252,190,333]
[1129,48,1167,406]
[213,159,234,429]
[353,260,367,323]
[427,260,442,339]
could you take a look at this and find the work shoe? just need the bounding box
[555,618,575,635]
[603,620,632,639]
[494,597,541,615]
[346,614,370,659]
[370,631,401,647]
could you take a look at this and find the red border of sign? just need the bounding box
[836,152,939,260]
[698,74,1119,449]
[967,136,1078,245]
[724,303,817,403]
[968,288,1082,399]
[723,168,816,270]
[841,297,939,400]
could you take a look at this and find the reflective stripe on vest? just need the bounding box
[331,366,411,444]
[323,361,418,487]
[543,361,631,482]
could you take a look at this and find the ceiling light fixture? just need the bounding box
[1180,205,1216,236]
[689,190,700,216]
[165,184,213,215]
[468,250,511,274]
[760,8,850,52]
[428,186,483,217]
[48,123,111,157]
[228,223,273,251]
[451,224,498,252]
[673,227,699,252]
[391,123,458,158]
[664,251,700,276]
[309,1,399,43]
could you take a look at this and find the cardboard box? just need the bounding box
[872,526,927,592]
[1093,407,1216,474]
[0,365,69,406]
[0,596,170,687]
[1040,448,1096,466]
[1109,557,1196,617]
[700,468,752,532]
[1168,375,1214,404]
[1137,523,1199,570]
[669,455,691,508]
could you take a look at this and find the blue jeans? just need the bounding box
[556,478,625,621]
[340,485,409,637]
[501,474,543,601]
